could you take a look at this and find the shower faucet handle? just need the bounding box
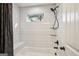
[54,53,57,56]
[54,40,59,45]
[60,46,65,51]
[54,47,58,49]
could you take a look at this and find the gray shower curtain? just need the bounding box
[0,3,13,56]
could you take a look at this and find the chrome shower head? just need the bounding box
[50,8,55,11]
[50,6,59,11]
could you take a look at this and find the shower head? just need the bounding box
[50,8,55,11]
[50,6,59,11]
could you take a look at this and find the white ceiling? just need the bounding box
[15,3,56,7]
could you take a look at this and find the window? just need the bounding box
[27,13,44,22]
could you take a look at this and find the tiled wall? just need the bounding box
[13,4,23,49]
[20,4,56,49]
[63,3,79,55]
